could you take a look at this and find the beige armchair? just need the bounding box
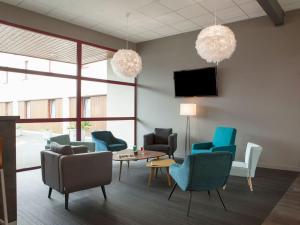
[41,149,112,209]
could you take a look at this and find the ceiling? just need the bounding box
[0,23,114,64]
[1,0,300,43]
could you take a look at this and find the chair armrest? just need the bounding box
[40,150,63,192]
[211,145,236,160]
[192,142,213,150]
[168,133,177,153]
[144,133,155,147]
[70,141,96,152]
[59,152,112,193]
[169,159,191,191]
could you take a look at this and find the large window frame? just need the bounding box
[0,20,137,172]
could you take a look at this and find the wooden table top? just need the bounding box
[146,159,176,168]
[112,149,166,161]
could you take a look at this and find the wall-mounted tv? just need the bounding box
[174,67,218,97]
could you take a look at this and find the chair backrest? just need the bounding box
[49,134,70,145]
[91,131,113,144]
[213,127,236,147]
[244,142,263,177]
[154,128,172,144]
[188,152,233,191]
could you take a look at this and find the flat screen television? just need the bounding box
[174,67,218,97]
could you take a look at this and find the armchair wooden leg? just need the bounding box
[216,189,227,211]
[247,177,253,192]
[187,191,192,217]
[168,183,177,200]
[101,185,107,200]
[48,187,52,199]
[65,193,69,210]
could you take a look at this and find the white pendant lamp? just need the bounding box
[111,13,142,78]
[195,2,236,64]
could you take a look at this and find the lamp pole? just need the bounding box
[180,104,196,157]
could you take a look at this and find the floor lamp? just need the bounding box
[0,137,8,225]
[180,104,196,156]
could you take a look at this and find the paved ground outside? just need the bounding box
[16,130,48,169]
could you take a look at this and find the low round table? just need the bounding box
[113,149,166,181]
[146,159,176,187]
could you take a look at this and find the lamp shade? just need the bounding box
[180,104,196,116]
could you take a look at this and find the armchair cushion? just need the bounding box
[50,142,73,155]
[191,149,212,154]
[70,141,95,152]
[154,128,172,144]
[71,145,88,154]
[145,144,170,152]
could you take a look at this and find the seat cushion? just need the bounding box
[50,142,73,155]
[154,128,172,144]
[230,161,249,177]
[191,149,212,155]
[108,143,127,151]
[145,144,170,152]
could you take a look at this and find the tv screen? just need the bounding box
[174,67,218,97]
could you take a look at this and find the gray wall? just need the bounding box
[137,10,300,172]
[0,2,135,50]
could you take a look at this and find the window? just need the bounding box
[25,101,31,119]
[49,100,56,118]
[82,97,91,118]
[0,22,136,171]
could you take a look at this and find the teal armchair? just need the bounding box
[91,131,127,152]
[192,127,237,159]
[45,134,95,152]
[169,152,233,216]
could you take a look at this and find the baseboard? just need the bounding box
[258,163,300,172]
[175,154,300,172]
[8,221,17,225]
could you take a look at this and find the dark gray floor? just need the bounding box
[17,161,298,225]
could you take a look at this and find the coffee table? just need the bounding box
[146,159,176,187]
[113,149,166,181]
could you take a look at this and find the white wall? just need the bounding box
[137,10,300,172]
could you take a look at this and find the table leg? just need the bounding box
[166,167,172,187]
[127,161,130,168]
[119,161,123,181]
[155,168,158,178]
[148,168,154,186]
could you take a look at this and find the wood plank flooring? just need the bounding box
[17,161,298,225]
[262,174,300,225]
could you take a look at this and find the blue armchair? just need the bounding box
[192,127,237,159]
[168,152,233,216]
[91,131,127,152]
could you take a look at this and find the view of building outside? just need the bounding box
[0,52,135,169]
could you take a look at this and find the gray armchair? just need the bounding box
[41,147,112,209]
[45,134,96,152]
[144,128,177,158]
